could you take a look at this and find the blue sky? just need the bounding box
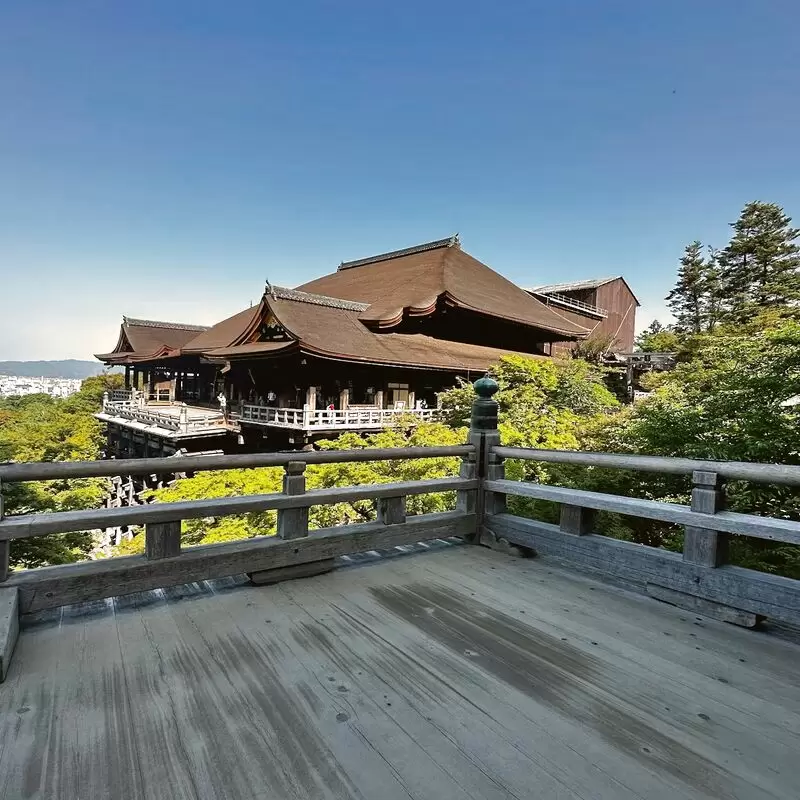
[2,1,799,360]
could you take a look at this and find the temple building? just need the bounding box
[95,237,634,457]
[525,276,640,354]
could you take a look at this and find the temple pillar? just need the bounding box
[375,389,384,409]
[339,388,350,410]
[306,386,317,410]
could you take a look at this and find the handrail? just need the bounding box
[492,446,800,487]
[0,477,477,539]
[0,445,473,482]
[484,479,800,546]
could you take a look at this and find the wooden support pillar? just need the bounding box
[408,390,415,410]
[560,505,595,535]
[124,365,132,390]
[145,521,182,560]
[683,470,728,567]
[306,386,317,411]
[375,389,384,409]
[339,387,350,410]
[377,496,406,525]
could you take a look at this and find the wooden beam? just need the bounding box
[491,446,800,487]
[645,583,763,628]
[5,512,476,613]
[0,445,473,483]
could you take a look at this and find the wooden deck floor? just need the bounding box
[2,544,799,800]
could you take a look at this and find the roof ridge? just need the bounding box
[337,235,459,271]
[528,276,620,294]
[123,316,211,332]
[268,285,370,312]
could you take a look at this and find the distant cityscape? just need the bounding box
[0,374,83,399]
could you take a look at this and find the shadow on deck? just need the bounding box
[2,544,799,800]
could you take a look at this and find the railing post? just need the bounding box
[683,470,728,567]
[377,496,406,525]
[277,461,309,539]
[179,405,189,433]
[560,505,595,535]
[145,521,182,559]
[465,375,500,544]
[250,459,334,585]
[0,479,8,582]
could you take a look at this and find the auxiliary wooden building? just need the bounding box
[96,237,594,456]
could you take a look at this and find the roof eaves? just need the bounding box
[267,284,369,312]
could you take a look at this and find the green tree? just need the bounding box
[114,419,467,554]
[717,201,800,321]
[0,374,122,568]
[666,242,721,334]
[634,320,680,352]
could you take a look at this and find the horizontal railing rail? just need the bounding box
[0,446,472,482]
[485,479,800,546]
[0,477,476,539]
[493,446,800,487]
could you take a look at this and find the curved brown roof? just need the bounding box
[211,288,545,373]
[298,239,588,338]
[95,317,211,364]
[180,305,263,353]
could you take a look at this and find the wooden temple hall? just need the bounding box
[96,236,614,456]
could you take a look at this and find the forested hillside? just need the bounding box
[0,360,109,379]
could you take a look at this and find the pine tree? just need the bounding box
[665,242,722,334]
[717,201,800,321]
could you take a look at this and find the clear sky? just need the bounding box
[2,1,799,360]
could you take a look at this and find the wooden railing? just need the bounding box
[3,377,800,678]
[0,446,476,617]
[101,398,224,434]
[480,445,800,627]
[239,403,440,430]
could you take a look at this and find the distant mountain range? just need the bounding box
[0,360,109,380]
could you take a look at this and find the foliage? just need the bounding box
[717,201,800,321]
[571,333,617,363]
[0,373,123,568]
[666,241,721,334]
[114,419,467,554]
[634,320,681,353]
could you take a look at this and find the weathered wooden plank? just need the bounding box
[0,479,7,582]
[485,479,800,545]
[492,446,800,486]
[6,512,476,613]
[488,513,800,625]
[683,470,728,567]
[0,445,474,482]
[145,520,182,560]
[645,583,764,628]
[0,587,18,681]
[248,559,336,585]
[0,477,478,539]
